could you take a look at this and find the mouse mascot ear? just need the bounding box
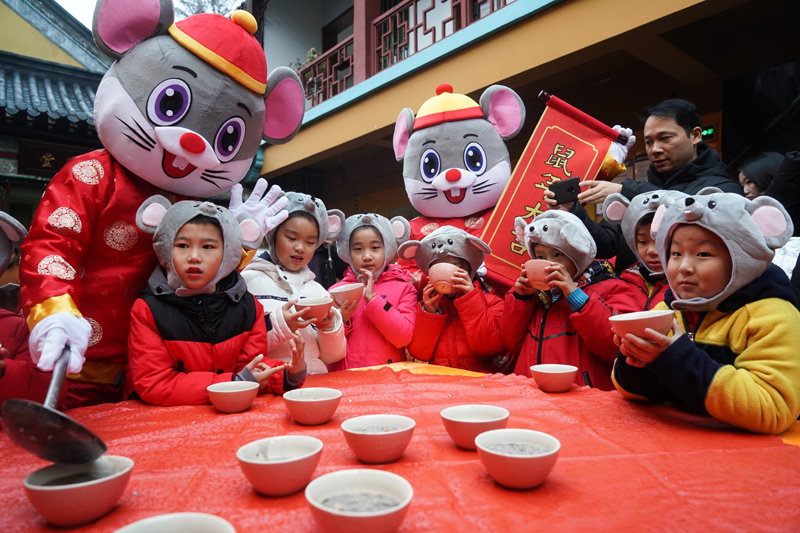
[262,67,305,145]
[93,0,174,58]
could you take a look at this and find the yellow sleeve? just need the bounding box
[704,299,800,435]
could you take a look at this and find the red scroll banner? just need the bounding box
[480,92,622,285]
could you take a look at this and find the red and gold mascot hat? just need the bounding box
[412,83,484,131]
[169,10,267,94]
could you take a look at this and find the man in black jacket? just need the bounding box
[546,98,743,274]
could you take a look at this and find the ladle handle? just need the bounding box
[43,347,70,409]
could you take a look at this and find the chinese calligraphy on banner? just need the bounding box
[480,93,620,285]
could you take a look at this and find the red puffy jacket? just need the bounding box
[0,309,54,407]
[408,282,505,373]
[500,262,640,390]
[619,265,669,310]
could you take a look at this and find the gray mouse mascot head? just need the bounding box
[393,83,525,219]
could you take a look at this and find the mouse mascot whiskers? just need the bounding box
[19,0,305,409]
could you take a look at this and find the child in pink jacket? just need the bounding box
[327,213,417,370]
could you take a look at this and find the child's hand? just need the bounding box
[316,308,336,331]
[545,263,577,295]
[514,267,536,296]
[0,344,7,375]
[421,282,443,314]
[618,318,683,367]
[288,332,306,374]
[247,354,288,384]
[337,298,359,324]
[281,300,316,332]
[450,268,473,295]
[358,269,376,302]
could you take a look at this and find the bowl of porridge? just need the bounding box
[340,414,415,464]
[305,468,413,533]
[237,435,323,496]
[475,428,560,489]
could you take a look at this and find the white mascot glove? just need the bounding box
[29,313,92,374]
[229,179,290,235]
[609,125,636,164]
[476,262,488,278]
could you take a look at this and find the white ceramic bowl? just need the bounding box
[440,404,510,450]
[207,381,259,413]
[475,428,560,489]
[115,512,235,533]
[329,283,365,307]
[524,259,552,290]
[237,435,323,496]
[305,469,413,533]
[428,263,459,294]
[284,387,342,425]
[608,309,675,340]
[529,364,578,393]
[295,297,334,321]
[340,414,415,464]
[24,455,133,527]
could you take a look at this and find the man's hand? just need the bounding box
[543,189,573,211]
[228,179,289,234]
[576,180,622,205]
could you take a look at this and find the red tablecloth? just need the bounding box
[2,367,800,532]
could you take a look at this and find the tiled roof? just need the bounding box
[0,50,103,126]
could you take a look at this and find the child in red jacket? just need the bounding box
[501,210,639,390]
[601,191,683,310]
[399,227,505,372]
[125,196,306,406]
[0,212,55,408]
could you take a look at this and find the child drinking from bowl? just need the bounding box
[500,210,639,390]
[125,197,306,406]
[601,190,682,310]
[242,192,346,375]
[613,190,800,434]
[326,213,417,370]
[399,227,506,372]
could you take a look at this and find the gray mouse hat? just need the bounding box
[652,188,793,311]
[336,213,412,278]
[265,192,345,266]
[514,210,596,278]
[136,196,263,293]
[602,190,688,275]
[397,226,491,279]
[0,212,27,275]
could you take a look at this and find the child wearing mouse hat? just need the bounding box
[613,189,800,434]
[125,197,306,406]
[242,192,347,375]
[501,210,639,390]
[602,190,688,310]
[327,213,416,370]
[399,226,506,372]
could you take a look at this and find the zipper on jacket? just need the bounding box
[535,306,550,365]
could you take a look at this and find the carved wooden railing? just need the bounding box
[297,35,355,108]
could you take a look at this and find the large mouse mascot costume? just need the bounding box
[393,83,525,289]
[18,0,305,408]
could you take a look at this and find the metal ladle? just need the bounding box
[1,347,107,464]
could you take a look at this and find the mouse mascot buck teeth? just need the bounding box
[393,84,525,290]
[19,0,305,409]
